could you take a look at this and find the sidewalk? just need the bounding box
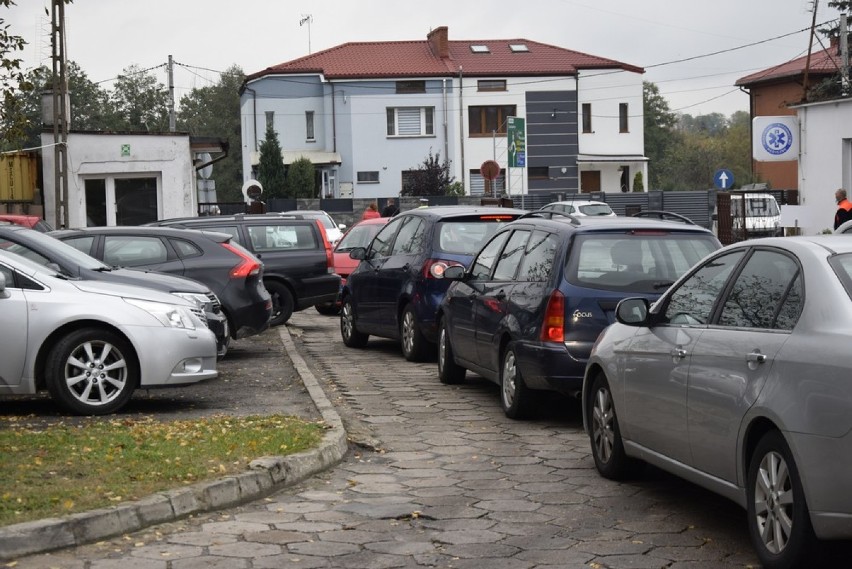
[0,326,348,561]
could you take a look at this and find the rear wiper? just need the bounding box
[652,281,675,290]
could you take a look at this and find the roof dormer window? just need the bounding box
[470,45,490,54]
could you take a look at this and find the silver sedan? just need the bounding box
[0,250,217,415]
[582,235,852,569]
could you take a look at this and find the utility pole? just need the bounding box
[51,0,69,229]
[168,55,176,131]
[300,15,313,54]
[802,0,819,101]
[842,13,850,97]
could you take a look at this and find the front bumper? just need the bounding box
[131,325,218,387]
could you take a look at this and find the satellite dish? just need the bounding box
[242,179,263,203]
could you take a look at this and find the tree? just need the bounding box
[285,157,315,198]
[643,81,680,190]
[400,150,454,196]
[256,123,286,199]
[107,64,170,131]
[177,65,245,201]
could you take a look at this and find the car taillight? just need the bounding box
[540,290,565,343]
[423,259,464,279]
[315,219,335,274]
[221,242,262,278]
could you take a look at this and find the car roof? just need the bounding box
[730,234,852,255]
[397,205,527,219]
[835,219,852,234]
[508,213,716,234]
[49,226,234,243]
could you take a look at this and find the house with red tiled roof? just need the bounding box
[240,27,646,200]
[736,38,843,191]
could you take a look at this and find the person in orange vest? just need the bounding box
[834,188,852,230]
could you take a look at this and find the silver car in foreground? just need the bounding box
[582,236,852,569]
[0,250,217,415]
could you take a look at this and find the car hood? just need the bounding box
[70,279,196,307]
[109,267,211,294]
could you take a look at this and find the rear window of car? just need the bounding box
[577,203,613,216]
[435,216,516,255]
[247,224,318,251]
[566,232,719,292]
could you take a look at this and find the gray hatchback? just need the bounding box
[583,235,852,569]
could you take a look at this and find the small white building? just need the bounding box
[793,97,852,234]
[40,131,226,228]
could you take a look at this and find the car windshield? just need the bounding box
[0,231,109,270]
[336,223,383,252]
[436,218,514,255]
[577,204,613,216]
[566,232,719,293]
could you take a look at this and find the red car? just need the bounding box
[315,216,389,315]
[0,214,54,232]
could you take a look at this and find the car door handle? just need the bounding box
[746,351,767,364]
[402,263,410,271]
[670,347,687,359]
[495,290,506,301]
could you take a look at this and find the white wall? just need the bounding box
[41,132,196,228]
[796,98,852,234]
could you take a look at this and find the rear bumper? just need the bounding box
[513,340,584,396]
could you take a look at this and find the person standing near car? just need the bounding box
[835,188,852,230]
[362,202,381,220]
[381,198,399,217]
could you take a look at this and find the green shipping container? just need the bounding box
[0,152,38,201]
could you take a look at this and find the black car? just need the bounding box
[436,212,722,418]
[145,214,340,326]
[339,206,526,361]
[0,225,231,357]
[49,226,272,341]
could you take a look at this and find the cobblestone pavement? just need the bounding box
[11,310,850,568]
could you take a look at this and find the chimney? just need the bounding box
[428,26,449,59]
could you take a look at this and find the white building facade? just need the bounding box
[240,27,646,202]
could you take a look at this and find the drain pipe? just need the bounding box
[458,66,465,193]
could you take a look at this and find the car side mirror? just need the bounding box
[615,297,650,326]
[349,247,366,261]
[338,223,347,230]
[443,265,465,280]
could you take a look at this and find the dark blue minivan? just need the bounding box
[339,206,525,361]
[436,213,722,419]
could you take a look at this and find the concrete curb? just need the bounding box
[0,326,348,561]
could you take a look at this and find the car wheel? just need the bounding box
[438,319,465,384]
[747,430,815,569]
[400,304,429,362]
[266,281,295,326]
[587,372,639,479]
[45,327,138,415]
[315,302,340,316]
[500,343,532,419]
[340,297,369,348]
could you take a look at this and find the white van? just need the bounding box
[730,193,782,238]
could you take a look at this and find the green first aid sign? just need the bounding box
[507,117,526,168]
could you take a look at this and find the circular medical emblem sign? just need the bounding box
[761,122,793,156]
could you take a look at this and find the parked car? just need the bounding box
[49,226,272,340]
[0,214,54,232]
[0,224,231,358]
[315,216,389,316]
[278,210,347,245]
[145,213,339,326]
[539,199,616,217]
[0,249,217,415]
[340,206,526,361]
[834,218,852,234]
[582,235,852,569]
[437,213,721,418]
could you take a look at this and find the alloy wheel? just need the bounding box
[592,386,616,464]
[753,450,794,554]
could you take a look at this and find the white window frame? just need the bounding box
[386,107,435,137]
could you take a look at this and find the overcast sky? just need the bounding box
[6,0,839,118]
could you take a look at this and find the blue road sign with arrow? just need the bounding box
[714,169,734,190]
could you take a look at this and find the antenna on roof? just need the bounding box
[300,14,314,54]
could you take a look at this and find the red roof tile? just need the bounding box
[736,42,841,86]
[247,32,642,81]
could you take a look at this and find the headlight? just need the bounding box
[125,298,197,329]
[173,292,212,311]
